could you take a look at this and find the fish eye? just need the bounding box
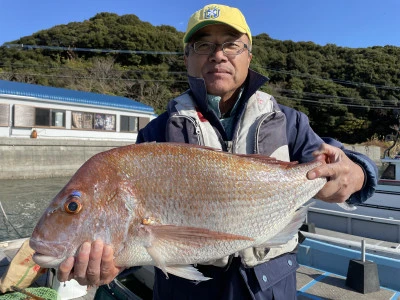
[64,197,82,214]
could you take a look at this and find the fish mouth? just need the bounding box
[32,253,66,268]
[29,238,71,268]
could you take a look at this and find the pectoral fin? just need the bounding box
[257,204,309,248]
[138,224,253,280]
[337,202,357,211]
[161,265,212,282]
[140,224,253,245]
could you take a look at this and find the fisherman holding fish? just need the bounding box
[53,4,377,299]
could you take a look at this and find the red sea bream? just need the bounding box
[30,143,326,281]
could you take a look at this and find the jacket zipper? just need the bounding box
[254,111,277,154]
[169,115,205,146]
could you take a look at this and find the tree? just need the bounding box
[1,12,400,142]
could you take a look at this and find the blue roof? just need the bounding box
[0,80,154,113]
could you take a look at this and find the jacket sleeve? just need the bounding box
[281,105,324,163]
[136,112,169,144]
[280,104,378,204]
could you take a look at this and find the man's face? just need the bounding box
[185,24,252,100]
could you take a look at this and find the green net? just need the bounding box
[0,287,59,300]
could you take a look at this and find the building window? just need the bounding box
[35,108,50,126]
[72,111,116,131]
[138,117,150,130]
[0,104,10,126]
[52,110,65,127]
[14,105,65,128]
[120,115,138,132]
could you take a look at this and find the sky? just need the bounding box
[1,0,400,48]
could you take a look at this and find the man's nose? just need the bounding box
[209,45,227,61]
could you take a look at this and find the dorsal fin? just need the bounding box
[235,153,298,166]
[147,142,298,167]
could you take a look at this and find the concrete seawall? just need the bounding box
[344,143,382,166]
[0,138,383,180]
[0,138,132,179]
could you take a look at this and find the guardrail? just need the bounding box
[306,206,400,243]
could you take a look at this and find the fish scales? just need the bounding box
[30,143,326,281]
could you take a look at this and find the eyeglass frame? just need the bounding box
[190,40,251,56]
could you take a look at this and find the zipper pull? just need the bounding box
[193,121,205,145]
[225,141,233,153]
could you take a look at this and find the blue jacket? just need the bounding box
[136,69,378,299]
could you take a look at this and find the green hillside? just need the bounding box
[1,12,399,143]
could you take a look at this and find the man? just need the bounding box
[58,4,377,299]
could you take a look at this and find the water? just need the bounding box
[0,177,70,241]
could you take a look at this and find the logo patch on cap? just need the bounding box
[204,6,220,19]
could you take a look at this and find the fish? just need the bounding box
[29,142,326,281]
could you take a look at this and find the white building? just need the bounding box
[0,80,155,141]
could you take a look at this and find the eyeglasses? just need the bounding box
[191,41,250,56]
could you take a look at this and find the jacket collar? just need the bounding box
[186,69,269,141]
[187,69,269,113]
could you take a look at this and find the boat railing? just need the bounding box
[300,231,400,258]
[306,206,400,243]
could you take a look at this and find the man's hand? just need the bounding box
[57,240,122,286]
[307,143,364,203]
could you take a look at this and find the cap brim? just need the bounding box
[183,21,247,43]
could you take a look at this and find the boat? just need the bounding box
[376,128,400,193]
[377,157,400,194]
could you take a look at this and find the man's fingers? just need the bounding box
[56,240,119,286]
[99,245,120,284]
[58,256,75,282]
[85,240,104,285]
[312,143,340,163]
[309,142,365,204]
[314,180,340,202]
[72,242,91,284]
[307,163,336,180]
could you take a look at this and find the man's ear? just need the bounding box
[184,55,188,68]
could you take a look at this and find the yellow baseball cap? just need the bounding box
[183,4,252,45]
